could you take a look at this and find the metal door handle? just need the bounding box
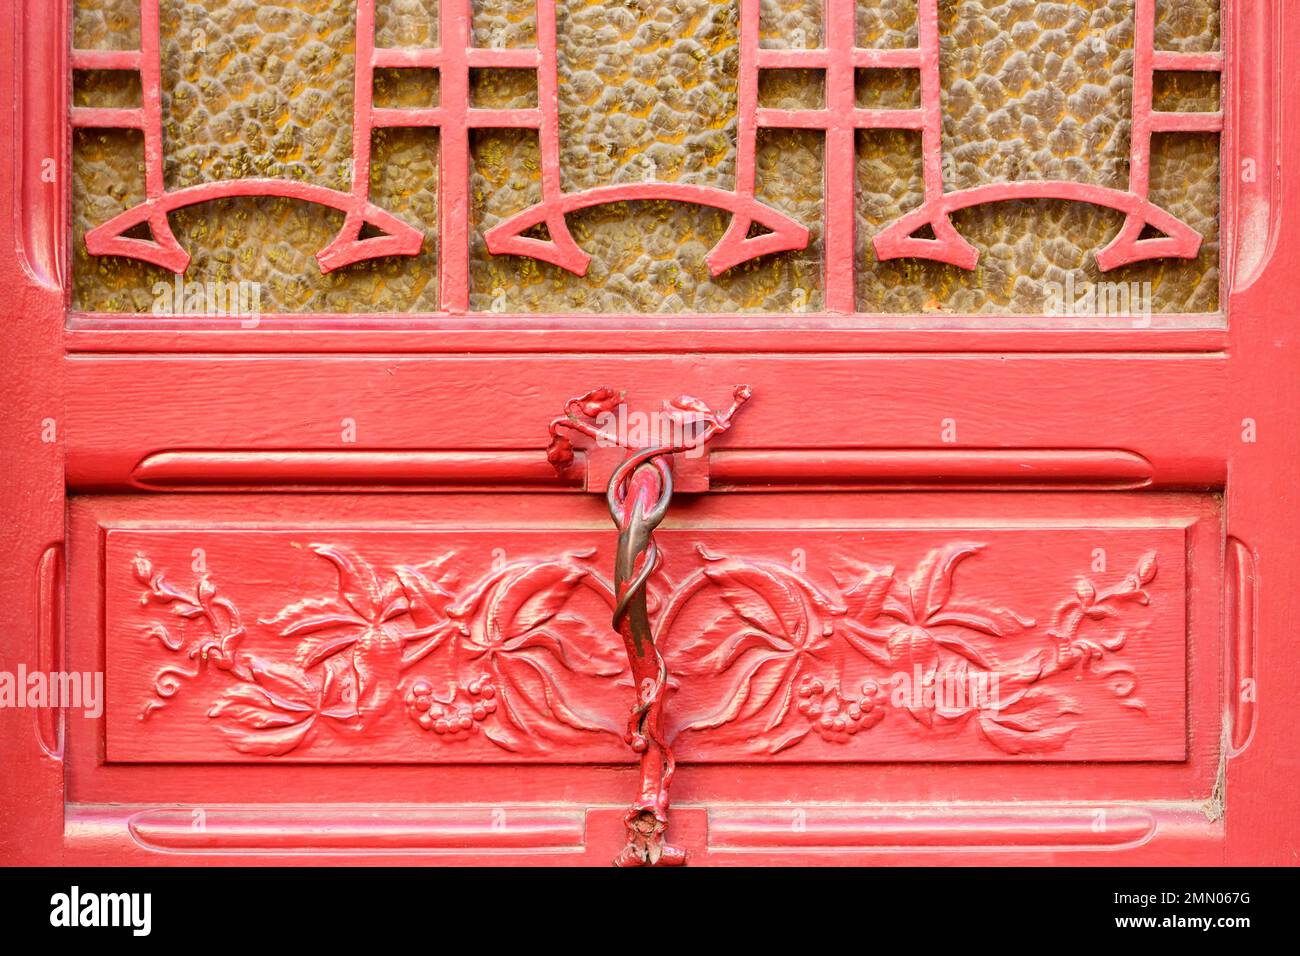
[548,386,751,866]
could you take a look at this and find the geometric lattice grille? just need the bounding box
[71,0,1221,315]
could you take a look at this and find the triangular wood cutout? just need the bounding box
[123,221,156,242]
[484,213,593,275]
[317,209,424,272]
[1096,211,1202,270]
[707,205,810,275]
[85,211,192,272]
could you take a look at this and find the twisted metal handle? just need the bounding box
[547,386,751,866]
[608,451,679,866]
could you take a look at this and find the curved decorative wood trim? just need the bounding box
[62,804,1225,859]
[708,806,1162,850]
[124,448,1166,493]
[485,183,809,277]
[1226,0,1282,295]
[35,543,64,759]
[1226,537,1257,756]
[83,181,424,275]
[131,450,583,491]
[710,449,1155,490]
[117,807,584,853]
[876,183,1206,272]
[13,0,66,291]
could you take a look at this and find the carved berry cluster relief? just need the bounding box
[71,0,1221,314]
[127,539,1161,760]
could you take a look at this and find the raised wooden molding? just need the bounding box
[1226,537,1257,757]
[60,803,1220,859]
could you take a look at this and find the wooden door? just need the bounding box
[1,0,1296,866]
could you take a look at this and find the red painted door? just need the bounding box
[1,0,1297,866]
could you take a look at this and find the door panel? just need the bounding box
[99,504,1199,765]
[71,492,1221,793]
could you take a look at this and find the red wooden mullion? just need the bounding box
[69,107,144,130]
[427,0,548,311]
[914,0,944,204]
[68,18,150,132]
[734,0,761,209]
[1129,0,1159,202]
[435,0,470,312]
[137,0,165,200]
[751,0,933,312]
[351,0,379,207]
[822,0,859,313]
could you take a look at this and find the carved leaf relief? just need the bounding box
[124,535,1169,761]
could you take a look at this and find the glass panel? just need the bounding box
[71,0,1221,317]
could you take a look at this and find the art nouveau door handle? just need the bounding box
[547,386,751,866]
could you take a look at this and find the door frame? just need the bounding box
[1,0,1296,865]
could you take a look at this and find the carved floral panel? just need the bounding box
[70,0,1221,314]
[105,526,1187,762]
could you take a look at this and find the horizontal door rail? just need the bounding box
[109,447,1228,492]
